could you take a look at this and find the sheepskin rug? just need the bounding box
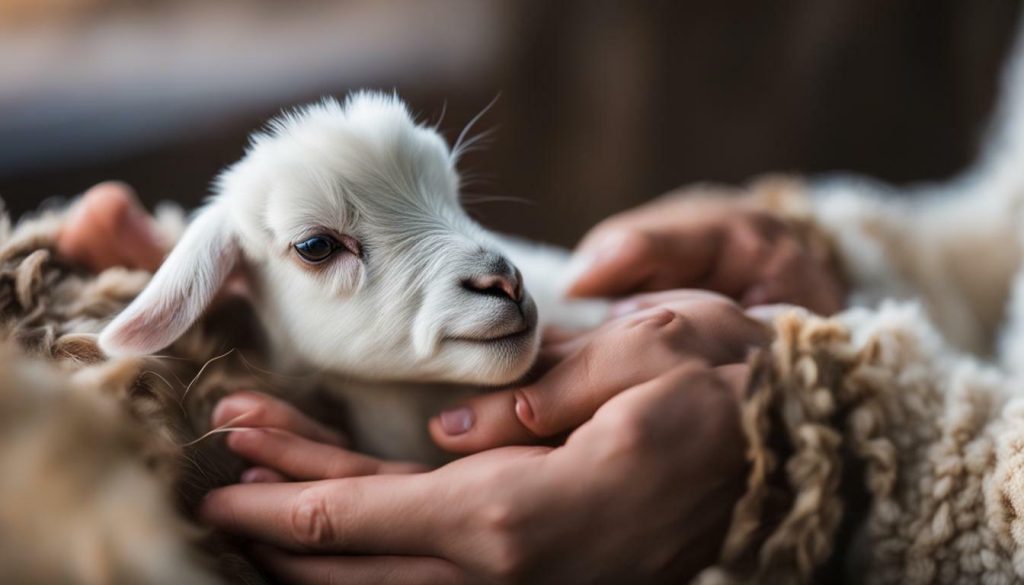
[0,207,346,584]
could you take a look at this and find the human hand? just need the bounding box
[56,181,165,272]
[567,185,844,314]
[210,390,427,484]
[201,297,758,584]
[429,289,767,453]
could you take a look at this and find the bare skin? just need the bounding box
[566,190,845,315]
[56,181,165,272]
[202,300,757,585]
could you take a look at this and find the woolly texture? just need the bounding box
[699,305,1021,584]
[0,206,324,584]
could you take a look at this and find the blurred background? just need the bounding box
[0,0,1020,247]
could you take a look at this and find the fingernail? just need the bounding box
[514,393,535,425]
[610,299,641,318]
[226,429,259,451]
[566,231,631,288]
[439,407,474,435]
[240,467,277,484]
[212,400,245,428]
[211,393,259,427]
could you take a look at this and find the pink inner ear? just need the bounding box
[100,294,190,356]
[98,202,239,357]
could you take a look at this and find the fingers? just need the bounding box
[577,360,747,464]
[567,229,666,298]
[741,242,845,314]
[433,292,770,454]
[200,475,444,555]
[258,548,464,585]
[56,181,166,272]
[610,290,773,351]
[240,467,288,484]
[431,308,700,453]
[429,391,532,453]
[608,289,725,318]
[567,201,727,299]
[566,199,846,316]
[213,391,347,447]
[227,428,426,481]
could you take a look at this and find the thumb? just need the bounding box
[566,229,658,298]
[430,310,698,453]
[431,379,600,454]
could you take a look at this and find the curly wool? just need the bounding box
[0,207,310,585]
[698,304,1022,585]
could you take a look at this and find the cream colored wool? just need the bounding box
[688,29,1024,573]
[0,206,312,584]
[696,303,1024,584]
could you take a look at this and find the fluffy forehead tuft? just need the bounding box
[217,92,464,247]
[258,92,457,206]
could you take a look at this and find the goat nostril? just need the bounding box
[463,272,523,303]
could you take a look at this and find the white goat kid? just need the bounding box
[99,92,604,459]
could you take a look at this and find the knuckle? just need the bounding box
[485,537,529,580]
[684,368,744,432]
[323,457,359,479]
[480,501,520,535]
[693,298,749,331]
[598,408,653,460]
[476,500,532,580]
[233,400,268,426]
[289,487,335,548]
[628,307,690,340]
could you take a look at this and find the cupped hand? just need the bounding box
[210,391,427,483]
[430,289,767,453]
[567,186,844,314]
[201,294,759,584]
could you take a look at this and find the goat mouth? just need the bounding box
[446,326,535,345]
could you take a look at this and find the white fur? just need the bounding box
[100,92,605,387]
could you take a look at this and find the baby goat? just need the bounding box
[99,92,603,459]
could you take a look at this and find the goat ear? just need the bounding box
[99,202,238,356]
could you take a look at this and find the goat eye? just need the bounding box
[294,235,338,263]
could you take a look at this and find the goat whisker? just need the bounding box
[452,94,500,161]
[181,348,236,403]
[178,410,258,448]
